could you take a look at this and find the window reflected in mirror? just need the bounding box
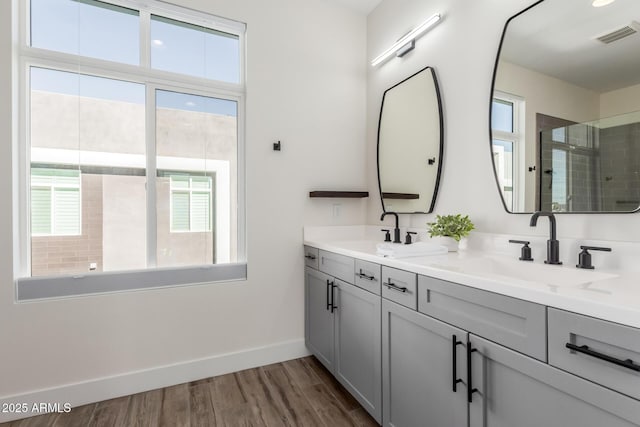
[490,0,640,213]
[491,93,524,211]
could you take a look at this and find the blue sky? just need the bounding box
[30,0,238,116]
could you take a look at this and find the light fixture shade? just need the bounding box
[592,0,615,7]
[371,13,441,67]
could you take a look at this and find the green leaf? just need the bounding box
[427,214,474,242]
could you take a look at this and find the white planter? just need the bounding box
[430,236,459,252]
[458,237,469,251]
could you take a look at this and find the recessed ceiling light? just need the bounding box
[152,39,164,46]
[592,0,615,7]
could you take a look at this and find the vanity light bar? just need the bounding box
[592,0,615,7]
[371,13,441,67]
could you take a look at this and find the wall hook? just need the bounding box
[273,140,281,151]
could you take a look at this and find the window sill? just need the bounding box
[16,263,247,301]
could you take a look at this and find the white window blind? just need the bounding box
[170,175,212,232]
[30,169,81,236]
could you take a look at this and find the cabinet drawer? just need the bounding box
[304,246,319,269]
[418,275,546,361]
[319,250,354,284]
[469,334,640,427]
[381,266,417,309]
[548,308,640,400]
[354,259,381,295]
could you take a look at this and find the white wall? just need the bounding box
[601,82,640,118]
[0,0,367,415]
[495,61,600,211]
[367,0,640,241]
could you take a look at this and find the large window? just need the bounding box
[150,15,240,83]
[17,0,246,299]
[491,92,525,211]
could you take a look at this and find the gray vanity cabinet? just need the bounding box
[382,298,468,427]
[547,308,640,401]
[468,334,640,427]
[319,250,355,284]
[305,267,335,371]
[417,275,546,361]
[334,279,382,422]
[304,262,382,423]
[304,245,319,269]
[306,245,640,427]
[381,266,417,310]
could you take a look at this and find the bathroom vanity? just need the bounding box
[303,228,640,427]
[317,0,640,422]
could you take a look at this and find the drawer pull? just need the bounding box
[467,342,479,403]
[326,280,332,311]
[356,269,376,281]
[330,283,338,313]
[565,343,640,372]
[305,254,317,260]
[384,281,408,293]
[452,335,464,392]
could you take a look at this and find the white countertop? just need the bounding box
[304,226,640,329]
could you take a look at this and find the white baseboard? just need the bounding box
[0,339,310,423]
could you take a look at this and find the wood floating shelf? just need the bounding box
[382,192,420,200]
[309,191,369,198]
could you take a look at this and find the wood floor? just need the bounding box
[2,356,378,427]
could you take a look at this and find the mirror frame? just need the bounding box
[488,0,640,215]
[489,0,541,215]
[377,66,444,214]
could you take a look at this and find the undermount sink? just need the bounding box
[437,256,618,288]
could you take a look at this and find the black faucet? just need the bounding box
[380,212,401,244]
[529,211,562,265]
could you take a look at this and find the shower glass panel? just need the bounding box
[539,111,640,213]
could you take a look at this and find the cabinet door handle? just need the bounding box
[467,341,479,403]
[383,281,408,293]
[356,269,376,281]
[305,254,317,260]
[326,280,331,311]
[330,283,337,313]
[452,335,464,392]
[565,343,640,372]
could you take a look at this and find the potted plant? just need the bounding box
[427,214,474,251]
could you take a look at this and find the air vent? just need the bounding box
[596,21,640,44]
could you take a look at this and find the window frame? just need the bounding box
[15,0,247,300]
[491,141,513,209]
[492,91,525,212]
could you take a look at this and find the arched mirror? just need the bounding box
[377,66,443,214]
[490,0,640,213]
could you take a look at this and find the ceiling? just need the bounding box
[500,0,640,93]
[323,0,382,14]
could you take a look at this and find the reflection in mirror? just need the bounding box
[490,0,640,213]
[378,67,443,214]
